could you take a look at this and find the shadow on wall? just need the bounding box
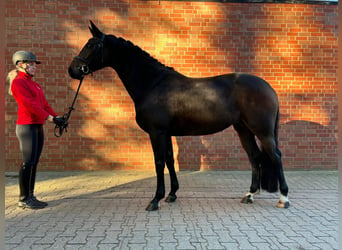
[175,118,337,171]
[279,120,337,169]
[63,71,337,170]
[4,1,337,172]
[62,3,336,171]
[176,127,248,171]
[56,76,153,171]
[6,2,336,171]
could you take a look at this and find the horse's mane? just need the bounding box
[113,36,175,72]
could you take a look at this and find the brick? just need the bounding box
[4,1,337,171]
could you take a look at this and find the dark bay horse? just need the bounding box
[68,21,289,211]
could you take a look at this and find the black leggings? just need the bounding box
[16,124,44,200]
[16,124,44,166]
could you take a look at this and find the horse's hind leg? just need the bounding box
[233,123,262,204]
[258,136,290,208]
[165,136,179,203]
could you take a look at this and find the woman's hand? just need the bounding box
[47,115,54,123]
[47,115,65,127]
[53,116,66,126]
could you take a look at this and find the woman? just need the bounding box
[7,51,64,209]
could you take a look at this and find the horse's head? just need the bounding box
[68,21,108,80]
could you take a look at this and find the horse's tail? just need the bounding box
[260,107,280,193]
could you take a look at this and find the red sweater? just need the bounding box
[11,71,57,125]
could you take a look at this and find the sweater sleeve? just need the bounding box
[42,93,57,117]
[11,78,52,121]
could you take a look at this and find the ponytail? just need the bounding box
[6,69,18,96]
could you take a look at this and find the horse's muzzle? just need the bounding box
[68,65,83,80]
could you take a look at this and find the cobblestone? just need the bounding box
[5,170,338,249]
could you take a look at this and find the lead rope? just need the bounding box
[54,77,84,137]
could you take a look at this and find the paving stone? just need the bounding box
[5,170,338,249]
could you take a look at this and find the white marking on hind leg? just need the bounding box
[241,190,260,204]
[277,194,290,208]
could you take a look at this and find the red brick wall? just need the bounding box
[5,1,337,171]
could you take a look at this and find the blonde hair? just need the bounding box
[6,69,18,96]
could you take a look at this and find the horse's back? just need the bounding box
[234,73,277,96]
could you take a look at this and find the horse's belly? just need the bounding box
[136,108,234,136]
[169,113,234,136]
[170,124,232,136]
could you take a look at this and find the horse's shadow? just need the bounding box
[36,170,251,208]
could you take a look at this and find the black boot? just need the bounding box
[29,164,48,207]
[18,163,45,209]
[18,162,31,202]
[18,198,46,209]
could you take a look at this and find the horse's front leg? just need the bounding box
[146,132,167,211]
[164,136,179,203]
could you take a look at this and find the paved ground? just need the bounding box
[5,170,338,249]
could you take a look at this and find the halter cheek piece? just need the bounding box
[74,33,105,76]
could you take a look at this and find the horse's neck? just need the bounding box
[109,41,171,103]
[112,64,144,103]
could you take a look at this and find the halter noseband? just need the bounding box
[75,34,105,76]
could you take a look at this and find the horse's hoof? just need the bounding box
[241,194,254,204]
[277,201,290,209]
[277,195,290,208]
[165,194,177,203]
[145,202,160,211]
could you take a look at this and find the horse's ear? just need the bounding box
[89,20,103,38]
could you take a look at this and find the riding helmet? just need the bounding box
[12,51,41,65]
